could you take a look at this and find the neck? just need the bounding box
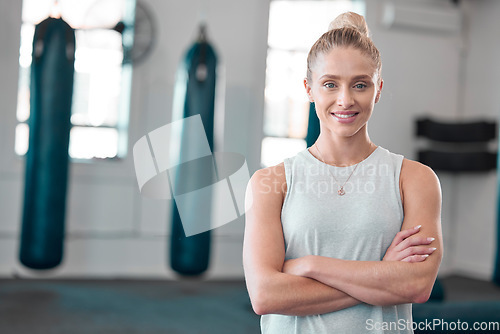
[312,127,376,166]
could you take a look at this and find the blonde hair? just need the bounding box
[306,12,382,82]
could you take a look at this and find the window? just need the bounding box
[16,0,135,160]
[261,0,365,167]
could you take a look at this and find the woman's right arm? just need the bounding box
[243,163,361,316]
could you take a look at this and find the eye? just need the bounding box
[354,83,367,89]
[324,82,336,88]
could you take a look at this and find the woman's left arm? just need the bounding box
[283,159,443,306]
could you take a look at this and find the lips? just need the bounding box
[330,112,359,123]
[332,113,358,118]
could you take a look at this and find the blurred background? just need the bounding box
[1,0,500,333]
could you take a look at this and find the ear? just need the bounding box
[304,78,314,102]
[375,79,384,103]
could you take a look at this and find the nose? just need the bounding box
[337,87,354,109]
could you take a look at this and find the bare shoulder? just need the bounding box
[401,158,439,184]
[249,162,287,196]
[400,158,441,203]
[252,162,286,180]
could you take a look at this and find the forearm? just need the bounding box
[248,270,361,316]
[305,256,437,306]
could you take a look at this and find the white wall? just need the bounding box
[451,0,500,280]
[0,0,25,276]
[0,0,498,281]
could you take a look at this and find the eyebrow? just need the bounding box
[319,74,373,81]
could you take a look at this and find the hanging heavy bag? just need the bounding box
[495,152,500,285]
[306,102,320,147]
[20,17,75,270]
[169,26,217,276]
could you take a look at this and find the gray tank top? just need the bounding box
[261,146,413,334]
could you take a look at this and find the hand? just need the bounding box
[383,225,436,262]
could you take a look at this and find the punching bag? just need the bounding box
[495,131,500,285]
[169,26,217,276]
[306,102,320,147]
[20,17,75,270]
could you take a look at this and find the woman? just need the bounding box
[243,12,442,333]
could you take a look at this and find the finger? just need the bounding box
[386,246,436,262]
[394,236,435,252]
[389,225,422,248]
[401,254,429,263]
[399,246,437,260]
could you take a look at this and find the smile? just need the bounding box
[330,112,359,124]
[332,113,358,118]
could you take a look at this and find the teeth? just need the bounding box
[333,113,356,118]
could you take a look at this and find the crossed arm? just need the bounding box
[243,159,442,316]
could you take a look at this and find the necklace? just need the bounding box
[314,144,361,196]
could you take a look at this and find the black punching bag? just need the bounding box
[20,17,75,269]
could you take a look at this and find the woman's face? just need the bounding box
[305,46,382,139]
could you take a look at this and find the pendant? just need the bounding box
[338,187,345,196]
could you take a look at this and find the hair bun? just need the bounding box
[328,12,370,38]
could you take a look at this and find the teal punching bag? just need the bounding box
[20,17,75,270]
[495,127,500,285]
[306,102,320,147]
[170,25,217,276]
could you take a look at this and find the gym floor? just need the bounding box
[1,275,499,334]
